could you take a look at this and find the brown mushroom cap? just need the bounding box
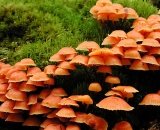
[5,113,24,122]
[66,123,81,130]
[96,96,134,111]
[112,120,133,130]
[22,116,41,126]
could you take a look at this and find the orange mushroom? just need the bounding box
[112,120,133,130]
[76,41,100,52]
[85,113,108,130]
[56,107,76,118]
[105,75,120,87]
[139,93,160,106]
[96,96,134,111]
[88,82,102,92]
[29,102,52,115]
[41,95,62,108]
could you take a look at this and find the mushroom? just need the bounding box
[29,102,52,115]
[139,93,160,106]
[56,107,76,118]
[105,75,120,87]
[5,113,24,122]
[96,96,134,111]
[76,41,100,52]
[88,82,102,93]
[22,116,41,126]
[13,101,30,110]
[40,118,61,129]
[41,95,62,108]
[129,59,149,71]
[112,120,133,130]
[85,113,108,130]
[44,123,65,130]
[66,123,81,130]
[5,88,27,101]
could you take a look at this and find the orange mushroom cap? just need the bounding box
[96,96,134,111]
[58,97,79,107]
[96,65,112,74]
[127,30,144,42]
[5,88,27,101]
[123,48,141,60]
[70,55,89,66]
[88,82,102,92]
[44,124,65,130]
[44,65,57,75]
[26,66,42,77]
[41,95,62,108]
[96,0,112,6]
[54,67,70,76]
[129,59,149,71]
[0,83,8,94]
[57,61,76,70]
[109,30,127,40]
[85,113,108,130]
[30,72,50,82]
[40,118,61,128]
[88,55,105,66]
[139,93,160,106]
[141,54,159,66]
[116,38,138,48]
[49,53,65,62]
[19,81,37,92]
[38,89,51,100]
[56,107,76,118]
[76,41,100,52]
[70,112,87,123]
[0,99,21,113]
[66,123,81,130]
[105,76,120,85]
[29,102,52,115]
[102,36,120,47]
[89,48,114,58]
[19,58,36,66]
[57,47,77,55]
[50,87,67,97]
[104,55,122,66]
[8,70,28,82]
[28,94,38,105]
[112,120,133,130]
[13,101,30,110]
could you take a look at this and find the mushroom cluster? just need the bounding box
[1,0,160,129]
[90,0,139,31]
